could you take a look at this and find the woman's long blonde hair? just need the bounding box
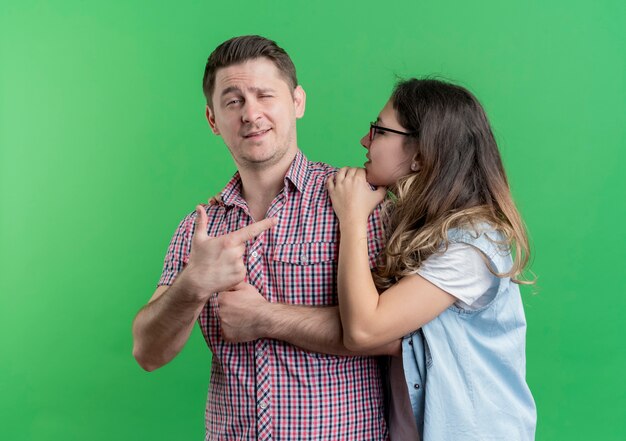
[374,79,533,290]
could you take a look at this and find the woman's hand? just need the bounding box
[327,167,386,225]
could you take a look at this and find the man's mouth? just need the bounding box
[243,128,271,139]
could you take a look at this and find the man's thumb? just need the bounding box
[193,205,209,241]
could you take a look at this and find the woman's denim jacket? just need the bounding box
[401,227,536,440]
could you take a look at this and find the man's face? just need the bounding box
[207,57,306,171]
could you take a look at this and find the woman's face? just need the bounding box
[361,100,415,186]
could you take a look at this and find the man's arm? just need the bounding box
[132,275,206,371]
[262,303,401,356]
[217,283,401,356]
[132,207,277,371]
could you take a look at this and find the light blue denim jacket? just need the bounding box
[401,227,536,440]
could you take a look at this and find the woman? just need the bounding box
[327,78,536,440]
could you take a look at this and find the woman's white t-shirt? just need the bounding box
[417,242,499,310]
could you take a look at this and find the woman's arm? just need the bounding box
[337,222,455,350]
[328,168,456,351]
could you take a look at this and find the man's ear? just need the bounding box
[293,85,306,119]
[206,105,220,135]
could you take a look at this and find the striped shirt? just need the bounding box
[158,151,389,440]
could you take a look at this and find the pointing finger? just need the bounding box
[229,217,278,244]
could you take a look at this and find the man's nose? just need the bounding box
[241,100,262,123]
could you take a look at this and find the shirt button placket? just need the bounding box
[247,240,265,295]
[255,340,272,440]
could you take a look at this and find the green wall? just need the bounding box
[1,0,624,439]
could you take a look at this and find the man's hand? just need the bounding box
[217,282,269,343]
[182,206,277,301]
[132,208,276,371]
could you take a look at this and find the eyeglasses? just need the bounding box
[369,121,416,142]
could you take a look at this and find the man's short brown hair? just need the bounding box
[202,35,298,108]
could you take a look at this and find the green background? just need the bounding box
[1,0,624,439]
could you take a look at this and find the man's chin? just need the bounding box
[240,150,286,169]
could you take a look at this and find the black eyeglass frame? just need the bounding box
[369,122,417,142]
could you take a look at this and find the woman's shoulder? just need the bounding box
[446,222,509,260]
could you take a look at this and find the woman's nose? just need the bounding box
[360,133,370,149]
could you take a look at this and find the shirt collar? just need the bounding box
[218,171,244,207]
[217,150,310,207]
[283,150,310,194]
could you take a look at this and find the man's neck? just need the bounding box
[238,150,297,221]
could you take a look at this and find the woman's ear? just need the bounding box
[410,154,421,172]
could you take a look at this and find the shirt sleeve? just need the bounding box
[157,212,195,286]
[366,204,385,270]
[417,242,499,310]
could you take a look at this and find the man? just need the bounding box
[132,35,395,440]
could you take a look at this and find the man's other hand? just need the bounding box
[217,282,269,343]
